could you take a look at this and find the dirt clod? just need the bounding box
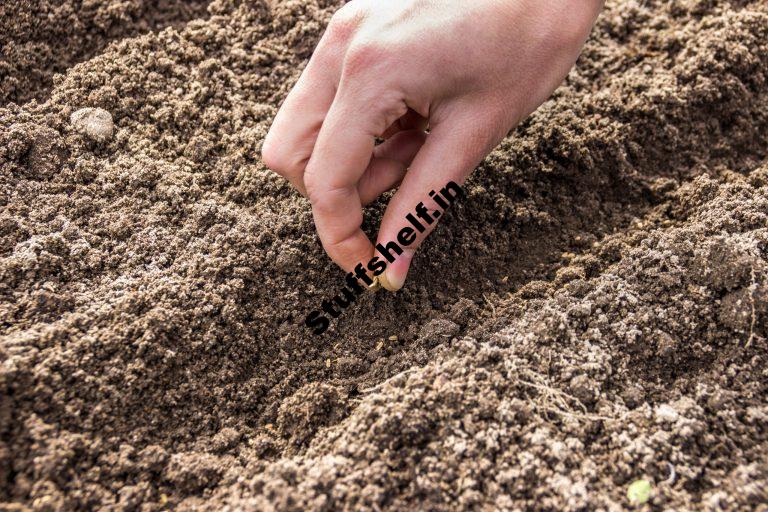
[70,107,114,142]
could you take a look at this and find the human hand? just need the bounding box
[262,0,602,291]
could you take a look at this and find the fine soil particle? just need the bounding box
[0,0,211,105]
[1,0,767,510]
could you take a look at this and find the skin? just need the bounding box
[262,0,604,291]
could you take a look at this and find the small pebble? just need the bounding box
[70,107,114,142]
[654,403,679,423]
[627,479,652,506]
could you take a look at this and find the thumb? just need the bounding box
[375,108,498,291]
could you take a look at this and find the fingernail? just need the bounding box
[380,249,414,292]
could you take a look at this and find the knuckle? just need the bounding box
[305,175,346,214]
[323,229,357,252]
[260,134,281,169]
[326,5,363,45]
[531,12,589,58]
[261,135,301,176]
[302,168,326,201]
[343,40,390,77]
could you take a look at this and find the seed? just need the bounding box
[367,276,381,292]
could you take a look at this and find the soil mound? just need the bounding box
[0,0,210,105]
[1,0,766,509]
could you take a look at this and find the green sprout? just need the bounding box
[627,479,652,506]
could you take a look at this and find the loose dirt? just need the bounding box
[0,0,210,105]
[1,0,766,510]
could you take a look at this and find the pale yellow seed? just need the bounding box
[367,276,381,292]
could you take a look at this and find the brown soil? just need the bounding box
[0,0,211,105]
[1,0,767,510]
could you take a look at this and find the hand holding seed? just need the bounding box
[262,0,602,290]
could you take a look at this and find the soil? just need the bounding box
[1,0,767,510]
[0,0,210,105]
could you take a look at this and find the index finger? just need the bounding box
[304,91,407,272]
